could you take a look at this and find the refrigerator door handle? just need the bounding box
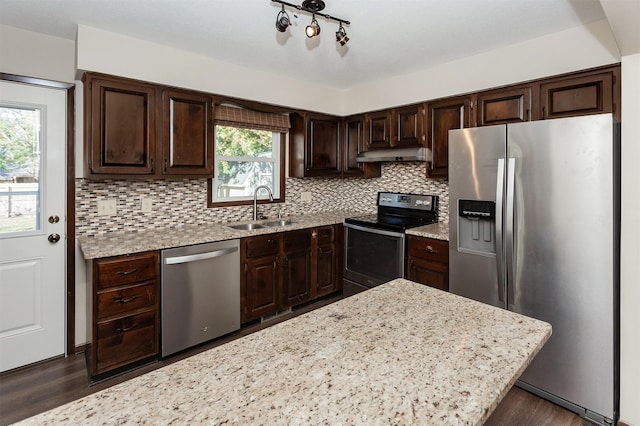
[495,158,505,303]
[506,157,516,305]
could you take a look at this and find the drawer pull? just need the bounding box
[425,245,437,253]
[114,295,139,304]
[116,268,139,276]
[116,323,139,333]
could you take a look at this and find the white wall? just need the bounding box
[75,25,344,116]
[342,19,620,114]
[619,53,640,426]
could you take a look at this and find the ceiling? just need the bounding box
[0,0,615,89]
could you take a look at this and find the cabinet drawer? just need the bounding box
[316,225,335,245]
[96,283,157,319]
[95,310,157,373]
[244,234,281,258]
[407,236,449,263]
[95,252,158,289]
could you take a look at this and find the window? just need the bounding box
[0,105,42,236]
[212,126,282,203]
[208,104,289,207]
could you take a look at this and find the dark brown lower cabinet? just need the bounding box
[406,236,449,291]
[241,225,343,324]
[89,251,160,377]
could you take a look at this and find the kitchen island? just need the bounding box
[17,279,551,425]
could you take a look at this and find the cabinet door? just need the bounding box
[282,230,312,307]
[476,86,532,126]
[306,116,341,177]
[343,116,381,178]
[314,225,341,297]
[365,111,392,150]
[393,104,424,148]
[161,89,213,176]
[243,256,280,322]
[86,75,157,176]
[426,96,472,178]
[538,70,616,120]
[407,257,449,291]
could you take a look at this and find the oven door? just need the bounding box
[344,223,405,293]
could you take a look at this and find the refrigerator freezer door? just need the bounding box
[507,114,616,420]
[449,125,507,308]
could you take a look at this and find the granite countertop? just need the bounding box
[406,221,450,241]
[19,279,551,425]
[78,210,362,259]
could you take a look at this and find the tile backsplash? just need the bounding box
[76,163,449,237]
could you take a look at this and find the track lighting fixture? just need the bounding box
[335,23,349,46]
[305,15,321,38]
[272,0,350,45]
[275,5,291,32]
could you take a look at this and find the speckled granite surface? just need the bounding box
[406,221,450,241]
[78,211,361,259]
[17,279,551,425]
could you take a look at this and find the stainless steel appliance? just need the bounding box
[448,113,619,425]
[344,192,438,295]
[161,239,240,357]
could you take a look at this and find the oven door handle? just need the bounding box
[343,222,405,238]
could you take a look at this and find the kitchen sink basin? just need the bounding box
[228,223,265,231]
[263,219,295,227]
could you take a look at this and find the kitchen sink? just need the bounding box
[263,219,295,227]
[228,223,265,231]
[227,219,295,231]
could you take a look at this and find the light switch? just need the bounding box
[141,198,153,212]
[301,192,312,202]
[97,199,117,216]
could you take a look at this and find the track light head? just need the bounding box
[275,5,291,32]
[336,23,349,45]
[306,16,321,38]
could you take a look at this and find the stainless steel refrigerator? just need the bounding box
[448,113,619,425]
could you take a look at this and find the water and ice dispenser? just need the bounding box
[457,200,496,256]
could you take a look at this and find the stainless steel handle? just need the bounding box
[495,158,505,304]
[48,233,61,243]
[505,157,516,306]
[164,247,238,265]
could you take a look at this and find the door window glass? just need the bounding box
[0,105,42,236]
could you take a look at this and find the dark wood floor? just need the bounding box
[0,295,592,426]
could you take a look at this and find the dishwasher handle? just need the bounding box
[164,246,238,265]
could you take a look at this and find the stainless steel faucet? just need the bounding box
[253,185,274,221]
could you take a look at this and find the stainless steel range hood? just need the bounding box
[355,147,427,162]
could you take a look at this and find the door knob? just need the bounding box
[48,233,61,243]
[48,215,60,224]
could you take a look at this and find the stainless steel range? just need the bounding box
[343,192,438,296]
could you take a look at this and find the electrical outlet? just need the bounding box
[97,199,117,216]
[141,198,153,212]
[301,192,312,202]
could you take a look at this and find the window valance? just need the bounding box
[214,105,290,133]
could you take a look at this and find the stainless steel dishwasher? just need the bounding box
[161,239,240,357]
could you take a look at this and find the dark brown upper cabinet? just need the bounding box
[84,73,157,177]
[290,112,380,178]
[289,112,341,178]
[365,110,392,150]
[392,104,425,147]
[161,89,213,176]
[536,67,619,121]
[343,115,381,178]
[425,95,473,178]
[84,73,213,179]
[476,86,532,126]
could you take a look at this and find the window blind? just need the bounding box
[214,105,290,133]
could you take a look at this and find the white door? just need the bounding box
[0,81,66,372]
